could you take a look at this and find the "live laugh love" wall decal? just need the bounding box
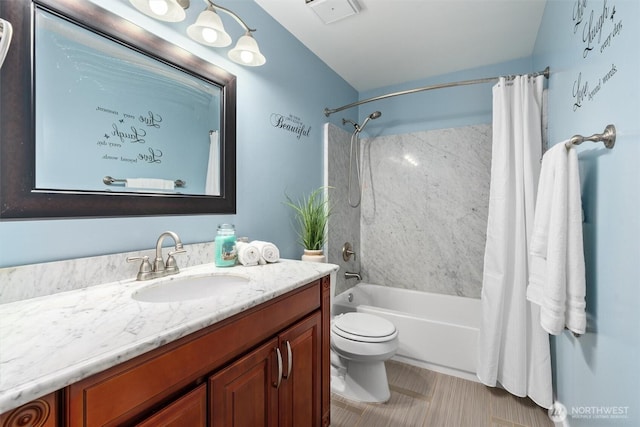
[96,107,164,166]
[571,0,624,111]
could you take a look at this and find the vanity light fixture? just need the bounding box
[129,0,266,66]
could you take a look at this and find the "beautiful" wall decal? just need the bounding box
[270,113,312,140]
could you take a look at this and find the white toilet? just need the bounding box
[330,274,399,403]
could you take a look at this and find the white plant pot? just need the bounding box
[302,249,326,263]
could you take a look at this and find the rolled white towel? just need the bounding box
[236,241,260,266]
[251,240,280,264]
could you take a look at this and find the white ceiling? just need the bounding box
[255,0,548,92]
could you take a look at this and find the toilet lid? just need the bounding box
[332,312,397,342]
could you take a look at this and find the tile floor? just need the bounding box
[330,361,553,427]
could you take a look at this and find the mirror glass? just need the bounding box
[0,0,236,218]
[35,8,222,196]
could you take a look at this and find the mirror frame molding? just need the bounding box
[0,0,237,219]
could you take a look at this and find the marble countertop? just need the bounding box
[0,260,337,414]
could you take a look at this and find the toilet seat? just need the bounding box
[332,312,398,343]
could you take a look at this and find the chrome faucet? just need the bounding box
[344,271,362,281]
[153,231,186,275]
[127,231,186,281]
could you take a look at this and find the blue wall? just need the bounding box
[0,0,356,267]
[533,0,639,425]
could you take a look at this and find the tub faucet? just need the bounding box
[127,231,186,280]
[344,271,362,281]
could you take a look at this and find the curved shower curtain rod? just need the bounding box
[324,66,550,117]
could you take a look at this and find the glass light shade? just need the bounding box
[187,9,232,47]
[228,34,266,67]
[129,0,186,22]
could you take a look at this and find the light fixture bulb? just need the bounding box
[129,0,186,22]
[201,27,218,43]
[240,50,254,64]
[148,0,169,16]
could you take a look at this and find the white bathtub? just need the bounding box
[333,283,481,381]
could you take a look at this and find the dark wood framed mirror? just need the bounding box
[0,0,236,219]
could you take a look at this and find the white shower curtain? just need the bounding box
[477,75,552,408]
[206,130,220,196]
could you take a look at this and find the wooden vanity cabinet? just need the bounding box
[209,338,279,427]
[278,312,322,427]
[210,312,321,427]
[61,276,331,427]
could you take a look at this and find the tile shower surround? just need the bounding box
[326,123,362,296]
[326,123,491,298]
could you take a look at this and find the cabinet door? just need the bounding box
[210,338,279,427]
[136,384,206,427]
[279,312,322,427]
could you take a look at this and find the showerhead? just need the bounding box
[342,111,382,133]
[359,110,382,132]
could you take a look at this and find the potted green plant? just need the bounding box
[284,187,330,262]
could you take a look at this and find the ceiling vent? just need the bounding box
[306,0,361,24]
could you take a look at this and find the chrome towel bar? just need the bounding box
[103,176,186,187]
[565,124,616,149]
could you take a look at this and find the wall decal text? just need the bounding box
[570,0,624,112]
[572,63,618,111]
[270,113,311,140]
[95,107,164,165]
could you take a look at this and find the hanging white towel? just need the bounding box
[251,241,280,264]
[206,130,220,196]
[125,178,175,190]
[236,241,261,266]
[527,142,587,335]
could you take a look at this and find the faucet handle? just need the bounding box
[165,248,186,274]
[342,242,356,262]
[126,256,154,281]
[126,255,150,265]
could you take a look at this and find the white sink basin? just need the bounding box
[132,273,251,303]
